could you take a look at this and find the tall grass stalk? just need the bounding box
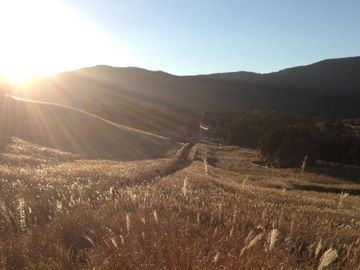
[301,152,308,174]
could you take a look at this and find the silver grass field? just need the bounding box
[0,139,359,269]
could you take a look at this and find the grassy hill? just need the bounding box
[1,57,360,268]
[0,95,180,160]
[0,140,359,269]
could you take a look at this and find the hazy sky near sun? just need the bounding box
[0,0,359,80]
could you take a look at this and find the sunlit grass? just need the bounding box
[0,139,359,269]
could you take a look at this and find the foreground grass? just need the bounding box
[0,139,359,269]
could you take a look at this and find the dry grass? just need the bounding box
[0,140,359,269]
[214,145,360,193]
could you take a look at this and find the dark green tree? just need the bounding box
[276,137,310,167]
[350,142,360,166]
[258,125,287,163]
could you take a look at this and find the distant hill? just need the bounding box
[202,57,360,93]
[10,56,360,114]
[0,96,180,160]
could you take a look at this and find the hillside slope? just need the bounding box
[0,143,359,268]
[0,96,180,160]
[10,56,360,114]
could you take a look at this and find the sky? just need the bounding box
[0,0,359,81]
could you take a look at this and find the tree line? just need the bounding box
[258,120,360,167]
[201,110,360,168]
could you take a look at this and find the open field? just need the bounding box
[0,138,359,269]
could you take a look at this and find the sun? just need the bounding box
[2,67,39,84]
[0,0,64,83]
[0,0,132,85]
[0,0,104,84]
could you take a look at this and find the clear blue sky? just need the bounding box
[1,0,359,80]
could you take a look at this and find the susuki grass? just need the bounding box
[0,138,359,269]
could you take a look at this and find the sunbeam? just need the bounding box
[0,95,179,160]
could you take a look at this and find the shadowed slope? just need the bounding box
[0,96,180,160]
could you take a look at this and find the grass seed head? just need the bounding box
[318,248,338,270]
[268,229,279,250]
[126,214,131,233]
[153,210,158,224]
[315,239,323,258]
[214,251,220,263]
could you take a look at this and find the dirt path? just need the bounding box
[158,143,194,177]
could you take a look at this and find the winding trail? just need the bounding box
[159,143,195,177]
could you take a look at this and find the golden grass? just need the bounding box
[0,140,359,269]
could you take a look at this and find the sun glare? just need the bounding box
[0,0,129,84]
[2,68,38,84]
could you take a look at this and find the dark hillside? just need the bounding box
[9,56,360,114]
[0,96,180,160]
[265,56,360,94]
[203,57,360,94]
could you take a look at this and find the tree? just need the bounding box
[228,117,249,145]
[258,125,286,163]
[350,142,360,166]
[340,136,358,164]
[276,137,310,167]
[259,124,313,167]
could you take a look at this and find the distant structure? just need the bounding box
[199,124,210,131]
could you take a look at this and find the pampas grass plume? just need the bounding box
[318,248,338,270]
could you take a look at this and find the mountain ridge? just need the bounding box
[8,56,360,114]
